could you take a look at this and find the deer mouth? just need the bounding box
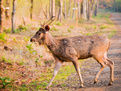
[30,38,36,42]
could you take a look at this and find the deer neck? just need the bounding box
[44,32,58,51]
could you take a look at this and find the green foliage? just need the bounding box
[23,37,30,42]
[19,84,28,91]
[26,44,37,54]
[50,26,59,31]
[44,60,53,66]
[92,13,110,19]
[54,21,62,26]
[100,25,108,29]
[4,28,11,33]
[26,44,33,51]
[67,28,71,33]
[38,65,75,89]
[78,19,85,24]
[36,82,48,89]
[2,56,12,64]
[0,77,12,89]
[69,25,74,29]
[108,29,117,38]
[14,25,27,33]
[0,33,6,42]
[85,33,93,36]
[18,25,27,31]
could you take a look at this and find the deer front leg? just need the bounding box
[72,59,84,88]
[46,60,62,89]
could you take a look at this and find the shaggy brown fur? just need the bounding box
[30,25,114,89]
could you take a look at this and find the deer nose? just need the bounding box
[30,38,36,42]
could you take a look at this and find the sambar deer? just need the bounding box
[30,18,114,89]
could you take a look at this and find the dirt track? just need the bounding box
[77,13,121,91]
[50,13,121,91]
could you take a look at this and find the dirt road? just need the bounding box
[50,13,121,91]
[77,13,121,91]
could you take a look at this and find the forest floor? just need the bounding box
[0,11,121,91]
[49,13,121,91]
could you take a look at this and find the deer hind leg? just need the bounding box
[94,58,106,84]
[46,60,63,89]
[93,54,107,84]
[106,58,114,85]
[71,59,84,88]
[93,54,114,85]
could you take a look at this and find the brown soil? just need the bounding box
[50,13,121,91]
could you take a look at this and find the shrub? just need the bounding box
[0,77,12,89]
[0,33,6,42]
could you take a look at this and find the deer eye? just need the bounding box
[38,33,41,35]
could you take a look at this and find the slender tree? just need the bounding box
[30,0,33,19]
[58,0,63,22]
[77,0,81,19]
[72,0,77,19]
[49,0,52,17]
[11,0,16,33]
[0,0,3,33]
[68,0,71,17]
[87,0,90,20]
[64,0,67,19]
[5,0,10,19]
[94,0,98,16]
[51,0,55,17]
[83,0,87,19]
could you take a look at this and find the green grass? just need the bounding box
[100,24,109,29]
[108,29,117,38]
[50,26,59,31]
[0,33,7,42]
[30,65,76,89]
[54,21,62,26]
[67,28,71,33]
[1,56,12,64]
[0,77,12,89]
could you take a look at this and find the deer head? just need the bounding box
[30,25,50,45]
[30,16,55,45]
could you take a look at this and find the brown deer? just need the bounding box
[30,18,114,89]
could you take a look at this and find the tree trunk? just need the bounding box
[58,0,63,22]
[49,0,52,17]
[30,0,33,19]
[51,0,55,17]
[77,1,80,19]
[87,0,90,20]
[94,0,98,16]
[90,0,94,17]
[68,0,71,17]
[64,0,67,19]
[83,0,87,19]
[11,0,16,33]
[72,0,76,19]
[5,0,10,19]
[0,0,3,33]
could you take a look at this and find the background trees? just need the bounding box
[0,0,3,33]
[0,0,120,33]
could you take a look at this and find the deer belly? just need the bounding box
[78,50,92,59]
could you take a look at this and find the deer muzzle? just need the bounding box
[30,38,36,42]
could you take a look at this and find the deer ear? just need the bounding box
[45,25,50,31]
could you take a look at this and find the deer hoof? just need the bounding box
[79,84,84,88]
[108,82,113,86]
[94,80,97,84]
